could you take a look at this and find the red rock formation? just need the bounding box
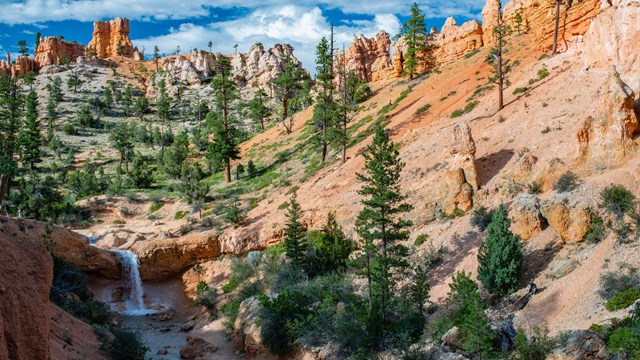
[482,0,502,46]
[0,217,53,360]
[503,0,600,51]
[335,30,393,82]
[439,122,479,214]
[0,54,39,77]
[86,17,136,58]
[34,36,84,66]
[433,18,484,64]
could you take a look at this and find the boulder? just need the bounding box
[548,330,606,359]
[511,194,547,240]
[441,326,463,349]
[132,231,221,281]
[34,36,84,66]
[232,297,268,358]
[86,17,137,58]
[540,195,592,244]
[0,217,53,360]
[440,122,478,214]
[576,66,638,166]
[179,336,220,359]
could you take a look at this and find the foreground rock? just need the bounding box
[0,217,53,360]
[548,330,606,359]
[440,122,479,214]
[180,336,220,359]
[132,231,221,281]
[576,66,638,166]
[0,216,121,279]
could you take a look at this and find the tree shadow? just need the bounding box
[476,149,515,187]
[517,242,559,289]
[429,230,482,284]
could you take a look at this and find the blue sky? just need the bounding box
[0,1,484,71]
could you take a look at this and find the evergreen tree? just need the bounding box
[103,87,113,110]
[224,194,246,227]
[309,212,355,276]
[163,130,190,178]
[397,3,428,79]
[17,40,29,57]
[109,122,135,172]
[76,105,96,129]
[67,70,82,92]
[19,91,42,170]
[123,85,133,117]
[248,89,271,132]
[46,76,63,103]
[283,191,308,269]
[486,4,511,111]
[311,34,338,163]
[134,96,150,121]
[179,161,209,205]
[0,76,23,205]
[448,272,496,358]
[207,41,213,53]
[127,153,153,189]
[153,46,160,71]
[477,204,522,296]
[23,71,37,91]
[514,12,524,35]
[355,125,413,330]
[270,55,306,134]
[247,160,257,178]
[206,58,241,183]
[35,33,41,54]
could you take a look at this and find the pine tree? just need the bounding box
[123,85,134,117]
[448,271,496,358]
[0,76,23,205]
[179,162,209,205]
[103,87,113,110]
[134,96,150,121]
[477,204,522,296]
[514,12,524,35]
[270,55,305,134]
[109,122,135,172]
[17,40,29,57]
[356,125,413,329]
[486,4,511,111]
[128,153,153,188]
[153,45,160,71]
[67,70,82,93]
[248,89,271,132]
[163,130,190,178]
[311,212,355,276]
[283,191,308,269]
[224,194,246,227]
[311,34,338,163]
[397,3,428,79]
[207,58,241,183]
[19,91,42,170]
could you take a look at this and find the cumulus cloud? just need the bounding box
[133,5,402,73]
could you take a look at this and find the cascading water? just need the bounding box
[111,249,158,315]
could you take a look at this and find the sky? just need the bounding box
[0,1,484,72]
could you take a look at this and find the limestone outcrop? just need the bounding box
[0,217,53,360]
[335,31,394,82]
[576,66,638,166]
[440,122,479,214]
[86,17,136,58]
[433,18,484,64]
[35,36,85,66]
[511,194,547,240]
[482,0,502,46]
[502,0,600,51]
[583,0,640,89]
[540,195,592,244]
[0,216,121,279]
[231,43,303,91]
[0,55,39,77]
[132,231,221,281]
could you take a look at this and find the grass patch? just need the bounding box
[605,288,640,311]
[174,210,189,220]
[414,234,429,246]
[415,104,432,115]
[513,87,528,95]
[149,203,164,213]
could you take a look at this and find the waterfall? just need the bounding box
[111,249,155,315]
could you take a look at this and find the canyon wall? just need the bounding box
[35,36,85,66]
[86,17,136,58]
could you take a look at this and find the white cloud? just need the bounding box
[132,5,402,74]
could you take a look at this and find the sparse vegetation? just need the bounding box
[554,171,580,193]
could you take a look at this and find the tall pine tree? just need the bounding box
[356,125,413,334]
[270,55,305,134]
[311,31,337,163]
[283,190,308,269]
[397,3,428,79]
[486,3,511,111]
[0,76,23,205]
[19,91,42,170]
[477,204,522,296]
[207,57,241,183]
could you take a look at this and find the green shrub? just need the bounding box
[601,185,635,217]
[538,54,548,60]
[451,108,465,118]
[415,104,432,115]
[513,327,556,360]
[513,87,528,95]
[527,182,542,194]
[471,206,494,231]
[174,210,189,220]
[554,171,580,193]
[599,266,640,300]
[101,328,148,360]
[607,327,640,359]
[414,233,428,246]
[195,288,217,319]
[583,215,605,244]
[62,123,78,135]
[445,208,465,219]
[149,203,164,213]
[537,67,550,80]
[605,288,640,311]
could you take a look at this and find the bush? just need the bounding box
[583,215,605,244]
[554,171,580,193]
[451,109,465,118]
[415,104,432,115]
[101,328,148,360]
[195,288,218,319]
[471,206,493,231]
[601,185,635,217]
[537,67,550,80]
[599,266,640,300]
[607,327,640,359]
[149,203,164,213]
[174,210,189,220]
[514,327,556,360]
[605,288,640,311]
[527,182,542,194]
[414,234,428,246]
[513,87,528,95]
[62,123,78,135]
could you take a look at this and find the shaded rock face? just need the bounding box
[583,0,640,89]
[548,330,606,359]
[35,36,85,66]
[503,0,600,51]
[86,17,136,58]
[440,122,478,214]
[0,219,53,360]
[335,30,393,82]
[0,216,121,279]
[576,66,638,166]
[132,232,221,281]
